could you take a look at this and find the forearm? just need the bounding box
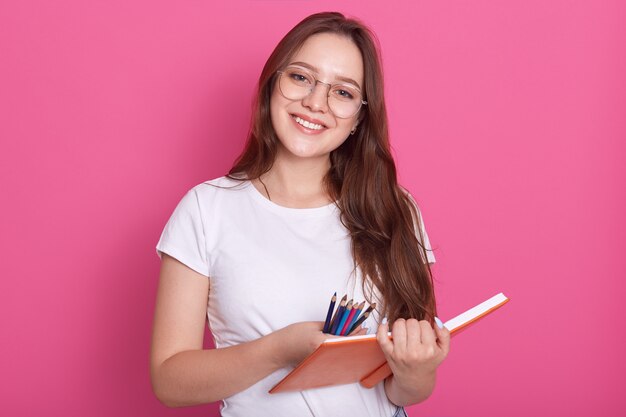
[152,333,281,407]
[384,370,436,407]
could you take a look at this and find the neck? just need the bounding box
[258,151,332,208]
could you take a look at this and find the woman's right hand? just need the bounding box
[271,321,328,368]
[270,321,369,368]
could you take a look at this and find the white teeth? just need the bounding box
[293,116,324,130]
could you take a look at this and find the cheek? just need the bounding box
[336,117,356,136]
[269,100,279,130]
[269,95,285,135]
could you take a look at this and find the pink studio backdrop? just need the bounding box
[1,1,624,416]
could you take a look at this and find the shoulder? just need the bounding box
[194,175,247,190]
[180,176,255,218]
[190,175,251,199]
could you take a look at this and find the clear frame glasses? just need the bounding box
[276,65,367,119]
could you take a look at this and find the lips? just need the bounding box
[290,113,327,130]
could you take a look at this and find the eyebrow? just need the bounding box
[289,61,363,90]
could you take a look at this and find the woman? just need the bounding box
[151,11,450,417]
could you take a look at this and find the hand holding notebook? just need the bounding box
[375,312,450,394]
[270,293,509,393]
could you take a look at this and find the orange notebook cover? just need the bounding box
[269,292,509,394]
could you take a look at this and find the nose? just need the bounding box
[301,81,330,113]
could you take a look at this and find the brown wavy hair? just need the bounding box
[228,12,436,324]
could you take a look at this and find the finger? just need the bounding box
[433,317,451,356]
[419,320,436,350]
[405,318,421,351]
[377,322,394,356]
[391,319,407,356]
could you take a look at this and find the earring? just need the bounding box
[350,126,357,135]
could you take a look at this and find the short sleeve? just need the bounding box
[156,188,210,277]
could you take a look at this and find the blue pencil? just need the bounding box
[347,303,376,334]
[334,299,353,335]
[322,293,337,333]
[329,296,348,335]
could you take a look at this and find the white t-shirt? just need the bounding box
[156,176,435,417]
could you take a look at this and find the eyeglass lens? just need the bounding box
[279,67,364,118]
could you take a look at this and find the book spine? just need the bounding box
[359,363,392,388]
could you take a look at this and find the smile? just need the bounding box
[291,114,326,131]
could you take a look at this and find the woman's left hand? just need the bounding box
[376,317,450,403]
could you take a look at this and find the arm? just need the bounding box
[150,254,327,407]
[377,317,450,406]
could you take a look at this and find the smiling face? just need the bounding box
[270,32,364,165]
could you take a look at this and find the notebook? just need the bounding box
[269,293,509,393]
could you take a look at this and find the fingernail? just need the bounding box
[381,317,388,325]
[434,316,444,329]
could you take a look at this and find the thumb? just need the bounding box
[376,321,394,356]
[311,321,325,331]
[434,317,451,355]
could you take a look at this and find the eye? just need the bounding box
[336,89,354,99]
[286,69,313,85]
[331,86,357,101]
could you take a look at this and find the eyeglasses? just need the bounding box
[276,65,367,119]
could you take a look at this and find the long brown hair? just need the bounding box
[228,12,436,324]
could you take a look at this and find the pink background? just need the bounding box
[1,1,625,416]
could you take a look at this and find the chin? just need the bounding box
[285,147,327,160]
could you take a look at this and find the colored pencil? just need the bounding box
[343,301,365,335]
[328,295,347,334]
[340,302,361,335]
[334,299,353,335]
[347,303,376,334]
[322,293,337,333]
